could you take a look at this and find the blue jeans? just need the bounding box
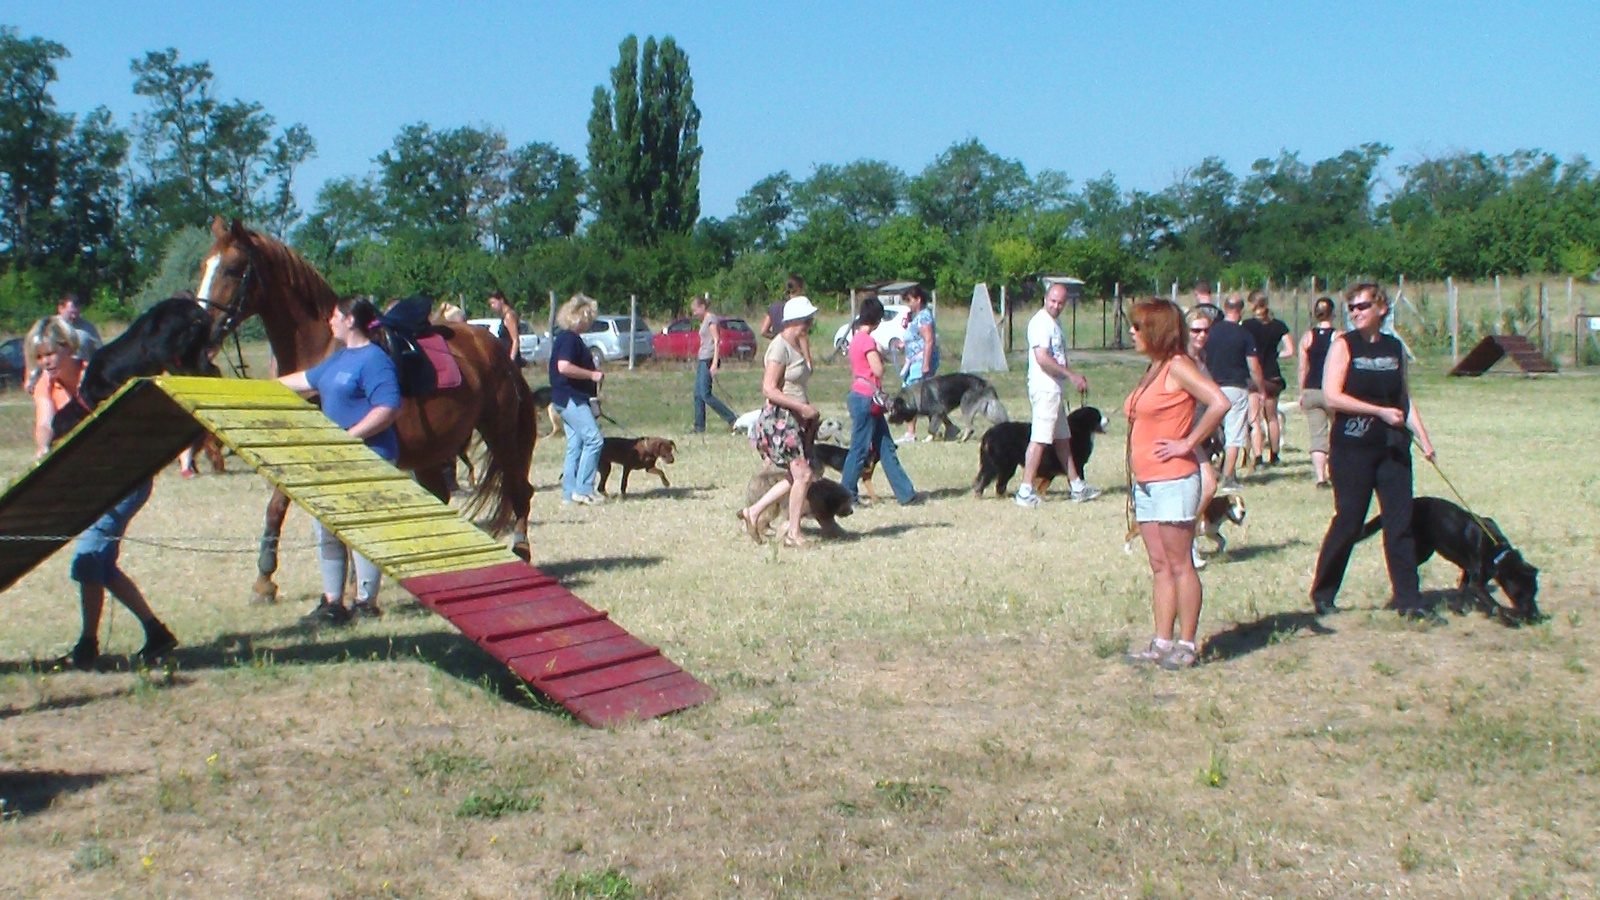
[842,391,917,503]
[693,359,737,431]
[71,478,153,585]
[560,398,604,500]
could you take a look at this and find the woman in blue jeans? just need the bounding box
[549,293,606,504]
[841,297,919,505]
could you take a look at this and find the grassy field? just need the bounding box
[0,341,1597,898]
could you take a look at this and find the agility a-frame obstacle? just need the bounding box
[0,377,712,727]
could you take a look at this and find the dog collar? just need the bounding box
[1491,547,1513,566]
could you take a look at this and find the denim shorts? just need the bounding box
[1133,471,1202,523]
[71,478,153,585]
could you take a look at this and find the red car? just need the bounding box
[653,317,758,361]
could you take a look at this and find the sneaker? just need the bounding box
[1014,486,1041,509]
[1217,478,1243,495]
[1070,484,1102,503]
[1124,639,1170,666]
[1191,543,1207,569]
[1157,640,1199,670]
[899,492,927,507]
[1313,600,1341,616]
[137,622,179,664]
[350,599,383,619]
[895,433,915,445]
[301,599,352,627]
[1315,480,1332,490]
[569,493,601,506]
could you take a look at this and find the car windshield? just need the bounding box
[723,319,752,333]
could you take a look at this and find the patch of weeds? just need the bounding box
[874,645,897,663]
[551,867,637,900]
[1267,626,1296,646]
[873,779,949,811]
[455,785,542,819]
[1397,836,1425,872]
[1564,657,1587,675]
[1372,660,1399,677]
[830,799,862,817]
[1091,633,1124,659]
[1566,610,1582,629]
[1412,777,1437,803]
[1196,746,1229,788]
[1394,695,1411,712]
[155,769,198,813]
[1270,653,1305,675]
[411,748,489,782]
[204,753,230,787]
[70,839,116,872]
[1194,698,1227,728]
[741,708,781,727]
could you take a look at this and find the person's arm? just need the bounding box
[504,311,521,361]
[1247,356,1266,394]
[1403,368,1436,461]
[1032,345,1087,393]
[278,371,313,396]
[709,317,722,372]
[759,312,777,340]
[1152,356,1229,461]
[761,358,817,419]
[347,405,402,441]
[555,358,601,385]
[1321,336,1405,427]
[918,320,934,377]
[866,344,884,380]
[1296,331,1312,392]
[33,389,55,458]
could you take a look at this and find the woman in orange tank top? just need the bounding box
[28,316,88,459]
[1121,299,1228,670]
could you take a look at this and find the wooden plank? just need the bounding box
[386,549,518,581]
[402,562,547,597]
[565,672,716,727]
[191,408,343,430]
[539,655,683,702]
[477,618,624,654]
[454,602,609,643]
[421,583,577,617]
[231,444,376,466]
[503,635,659,682]
[198,427,356,448]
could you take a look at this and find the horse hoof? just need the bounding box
[250,583,279,605]
[511,542,531,562]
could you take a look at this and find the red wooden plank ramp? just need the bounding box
[402,562,714,727]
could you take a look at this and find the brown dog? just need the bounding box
[741,465,854,542]
[812,442,879,504]
[597,437,676,497]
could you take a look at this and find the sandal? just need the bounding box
[782,532,805,549]
[735,509,764,544]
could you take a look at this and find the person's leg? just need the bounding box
[1193,453,1217,566]
[784,457,813,544]
[1310,446,1380,612]
[1373,451,1423,610]
[1159,522,1203,644]
[66,480,156,664]
[1220,387,1248,485]
[350,551,384,616]
[900,368,921,441]
[560,399,585,500]
[703,364,738,425]
[1248,391,1264,464]
[692,359,711,432]
[1018,391,1059,503]
[840,392,873,498]
[576,409,605,497]
[105,570,177,658]
[872,411,918,503]
[1303,390,1330,484]
[1140,521,1178,642]
[1263,393,1282,462]
[314,519,348,604]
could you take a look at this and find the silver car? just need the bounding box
[467,318,546,364]
[584,315,654,365]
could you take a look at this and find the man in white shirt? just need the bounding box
[1016,283,1101,507]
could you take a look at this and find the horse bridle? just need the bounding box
[196,244,255,379]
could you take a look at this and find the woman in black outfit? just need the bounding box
[1310,284,1438,622]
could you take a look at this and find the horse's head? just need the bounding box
[195,216,260,345]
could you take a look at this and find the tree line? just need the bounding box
[3,25,1598,331]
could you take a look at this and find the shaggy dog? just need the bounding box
[596,437,676,497]
[741,465,853,541]
[1351,496,1541,623]
[972,407,1105,498]
[886,373,1008,442]
[812,442,879,504]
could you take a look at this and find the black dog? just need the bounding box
[886,373,1008,442]
[813,442,879,503]
[52,296,219,440]
[972,407,1105,498]
[1352,496,1541,624]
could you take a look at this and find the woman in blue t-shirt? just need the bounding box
[548,293,605,505]
[279,297,403,626]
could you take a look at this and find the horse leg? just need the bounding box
[253,488,293,604]
[414,463,453,503]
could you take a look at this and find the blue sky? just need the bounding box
[14,2,1599,219]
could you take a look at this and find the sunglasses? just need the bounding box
[1347,300,1376,312]
[1189,326,1209,333]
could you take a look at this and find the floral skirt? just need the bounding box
[754,403,812,468]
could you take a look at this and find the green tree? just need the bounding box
[496,141,581,252]
[376,122,507,250]
[0,28,69,268]
[792,160,905,227]
[586,34,701,244]
[909,138,1032,237]
[730,171,795,252]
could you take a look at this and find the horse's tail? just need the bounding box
[461,358,536,535]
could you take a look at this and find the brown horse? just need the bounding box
[194,217,536,603]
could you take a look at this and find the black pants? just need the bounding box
[1311,442,1422,610]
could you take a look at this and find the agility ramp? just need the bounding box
[0,376,711,726]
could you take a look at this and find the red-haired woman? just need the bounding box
[1123,299,1228,670]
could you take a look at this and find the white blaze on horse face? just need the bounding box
[197,254,222,302]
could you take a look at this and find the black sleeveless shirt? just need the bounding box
[1333,330,1408,448]
[1304,325,1334,390]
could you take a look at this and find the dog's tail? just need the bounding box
[979,395,1009,424]
[1354,514,1382,545]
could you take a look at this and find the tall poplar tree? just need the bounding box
[586,35,700,244]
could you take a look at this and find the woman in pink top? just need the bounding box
[1122,299,1228,670]
[840,297,919,504]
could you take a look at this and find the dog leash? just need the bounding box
[1412,434,1512,562]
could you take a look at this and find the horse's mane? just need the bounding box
[245,230,340,318]
[237,228,341,369]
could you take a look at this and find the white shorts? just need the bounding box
[1220,386,1250,448]
[1027,389,1072,444]
[1133,471,1203,523]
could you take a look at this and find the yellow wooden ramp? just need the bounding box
[0,377,711,726]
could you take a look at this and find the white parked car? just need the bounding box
[467,318,546,364]
[833,302,911,358]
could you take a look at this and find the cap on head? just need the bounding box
[782,296,818,323]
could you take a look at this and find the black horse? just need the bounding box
[50,296,220,440]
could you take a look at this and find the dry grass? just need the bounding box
[0,348,1596,898]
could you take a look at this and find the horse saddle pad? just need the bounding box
[418,334,462,390]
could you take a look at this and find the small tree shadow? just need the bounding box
[0,770,119,818]
[1202,612,1336,662]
